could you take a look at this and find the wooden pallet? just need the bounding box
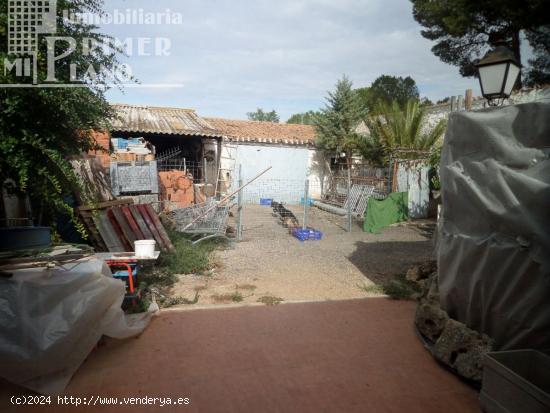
[78,199,175,253]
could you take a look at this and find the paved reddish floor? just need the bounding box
[1,299,479,413]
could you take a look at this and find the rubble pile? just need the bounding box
[409,261,494,383]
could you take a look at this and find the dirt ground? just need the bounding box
[170,205,435,307]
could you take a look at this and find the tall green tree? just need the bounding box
[524,26,550,86]
[287,110,320,125]
[247,108,280,123]
[0,0,123,229]
[355,75,420,111]
[362,100,446,162]
[411,0,550,85]
[315,75,365,167]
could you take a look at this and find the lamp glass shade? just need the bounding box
[478,63,508,96]
[503,64,521,96]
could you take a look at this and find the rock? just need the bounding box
[406,260,437,283]
[419,260,437,277]
[433,319,493,382]
[415,301,449,342]
[406,266,421,282]
[415,273,448,341]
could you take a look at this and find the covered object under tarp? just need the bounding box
[0,258,156,394]
[438,93,550,350]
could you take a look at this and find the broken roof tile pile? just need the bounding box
[110,104,223,137]
[204,118,316,146]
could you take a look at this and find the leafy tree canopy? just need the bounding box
[360,100,446,164]
[286,110,321,125]
[411,0,550,85]
[247,108,280,123]
[0,0,123,229]
[355,75,420,111]
[524,26,550,86]
[315,75,365,165]
[420,97,434,107]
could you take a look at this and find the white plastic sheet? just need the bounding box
[438,93,550,350]
[0,257,156,394]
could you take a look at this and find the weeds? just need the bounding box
[135,230,227,310]
[160,292,200,308]
[257,295,284,306]
[211,291,244,303]
[359,274,421,300]
[154,230,226,276]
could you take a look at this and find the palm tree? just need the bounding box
[360,99,446,161]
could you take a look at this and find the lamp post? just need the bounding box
[475,45,522,105]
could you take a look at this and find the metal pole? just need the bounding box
[237,165,243,241]
[347,167,352,233]
[303,179,309,230]
[203,158,208,184]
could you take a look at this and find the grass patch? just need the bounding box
[359,284,385,295]
[257,295,284,306]
[359,274,421,300]
[211,291,244,303]
[155,230,226,276]
[135,230,227,310]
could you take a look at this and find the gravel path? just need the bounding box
[171,205,435,306]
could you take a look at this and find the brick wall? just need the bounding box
[89,130,111,169]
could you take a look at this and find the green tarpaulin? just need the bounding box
[364,192,408,233]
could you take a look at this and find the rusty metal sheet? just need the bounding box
[110,104,223,137]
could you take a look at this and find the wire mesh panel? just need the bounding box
[233,163,392,242]
[240,178,309,205]
[167,201,230,243]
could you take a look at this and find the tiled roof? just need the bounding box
[110,104,223,138]
[203,117,316,146]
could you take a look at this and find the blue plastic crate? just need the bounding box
[112,263,138,278]
[260,198,273,206]
[300,197,314,206]
[292,228,323,241]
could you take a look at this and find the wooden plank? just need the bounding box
[129,205,154,240]
[96,212,125,252]
[121,206,144,239]
[111,207,137,248]
[136,204,166,251]
[106,209,133,251]
[143,204,175,252]
[78,198,134,212]
[78,211,107,251]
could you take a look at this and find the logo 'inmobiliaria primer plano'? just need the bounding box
[2,0,183,88]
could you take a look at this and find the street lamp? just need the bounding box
[476,45,522,105]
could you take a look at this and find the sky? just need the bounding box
[99,0,483,121]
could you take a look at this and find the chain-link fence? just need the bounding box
[231,164,390,242]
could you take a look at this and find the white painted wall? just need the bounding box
[234,144,310,204]
[307,149,331,199]
[212,141,330,204]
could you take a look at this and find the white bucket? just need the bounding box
[135,240,156,258]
